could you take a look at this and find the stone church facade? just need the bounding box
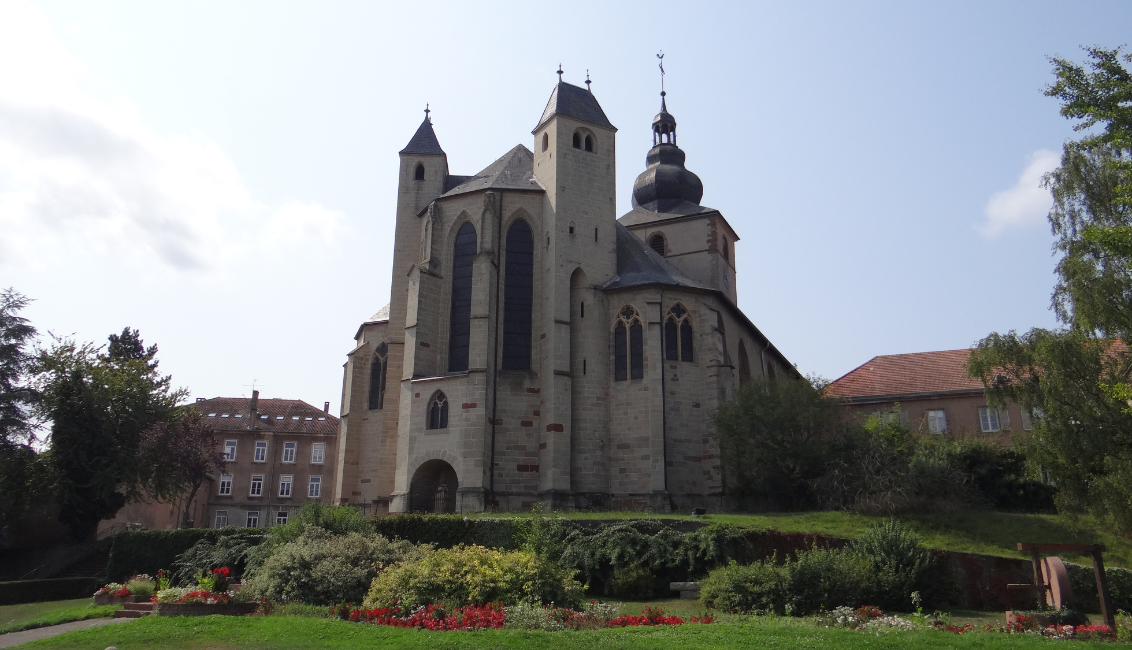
[333,78,795,513]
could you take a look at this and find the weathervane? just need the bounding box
[657,51,665,97]
[585,69,591,91]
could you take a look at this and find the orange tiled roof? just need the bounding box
[825,349,983,399]
[189,397,338,435]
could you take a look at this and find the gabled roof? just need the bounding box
[189,397,339,435]
[399,118,446,156]
[533,82,616,134]
[367,303,390,323]
[604,221,710,291]
[440,145,543,198]
[825,349,983,400]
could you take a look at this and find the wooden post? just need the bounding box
[1029,546,1044,609]
[1092,546,1115,628]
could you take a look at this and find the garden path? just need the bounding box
[0,617,131,648]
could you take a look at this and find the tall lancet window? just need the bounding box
[368,342,388,410]
[664,304,694,362]
[448,222,477,373]
[502,220,534,370]
[613,305,643,381]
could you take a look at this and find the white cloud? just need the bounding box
[978,149,1059,238]
[0,0,347,273]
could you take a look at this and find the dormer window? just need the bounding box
[572,133,581,149]
[649,234,666,256]
[584,135,593,152]
[414,163,425,180]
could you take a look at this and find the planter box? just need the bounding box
[156,602,259,617]
[93,594,150,606]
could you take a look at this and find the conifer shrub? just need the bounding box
[786,545,872,614]
[363,544,584,610]
[699,560,787,613]
[245,528,425,605]
[849,519,937,610]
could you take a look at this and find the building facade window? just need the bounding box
[311,443,325,464]
[428,392,449,430]
[927,410,947,434]
[502,220,534,370]
[223,440,237,461]
[282,442,297,463]
[279,475,293,498]
[276,510,288,525]
[369,342,388,410]
[249,475,263,496]
[572,133,581,149]
[738,340,751,384]
[254,440,267,462]
[664,304,694,362]
[584,135,594,152]
[414,162,425,180]
[214,510,228,527]
[218,474,233,496]
[613,305,644,381]
[246,511,259,528]
[448,222,477,373]
[309,476,322,498]
[978,406,1005,433]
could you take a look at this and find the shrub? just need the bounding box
[104,528,264,582]
[244,502,370,573]
[608,565,656,599]
[173,532,260,584]
[1065,562,1132,613]
[0,578,102,605]
[124,577,156,598]
[364,544,584,610]
[787,545,871,615]
[850,519,936,611]
[699,560,787,613]
[245,528,425,605]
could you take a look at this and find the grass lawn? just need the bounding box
[0,598,119,634]
[13,610,1071,650]
[473,510,1132,568]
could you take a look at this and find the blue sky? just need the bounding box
[2,0,1129,412]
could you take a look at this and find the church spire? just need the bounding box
[399,104,446,156]
[631,59,703,210]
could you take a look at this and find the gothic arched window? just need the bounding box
[427,392,449,430]
[368,342,388,410]
[649,234,665,256]
[738,340,751,384]
[502,220,534,370]
[448,222,477,373]
[665,304,694,362]
[614,305,643,381]
[414,163,425,181]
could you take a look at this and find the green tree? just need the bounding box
[0,288,44,540]
[715,376,842,509]
[139,409,225,528]
[37,330,185,540]
[967,46,1132,532]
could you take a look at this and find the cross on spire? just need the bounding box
[557,64,563,82]
[585,70,591,92]
[424,103,431,122]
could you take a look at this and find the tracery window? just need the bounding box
[448,222,477,373]
[368,342,388,410]
[613,305,644,381]
[664,304,694,362]
[428,392,449,430]
[502,220,534,370]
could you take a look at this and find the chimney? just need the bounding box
[250,390,260,419]
[324,401,330,413]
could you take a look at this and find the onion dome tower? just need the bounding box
[630,91,704,212]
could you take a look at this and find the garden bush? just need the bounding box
[244,501,370,573]
[173,531,261,583]
[699,560,787,613]
[244,528,425,605]
[607,565,656,599]
[104,528,264,582]
[1065,561,1132,613]
[849,519,936,610]
[371,514,528,550]
[363,544,584,610]
[787,545,872,614]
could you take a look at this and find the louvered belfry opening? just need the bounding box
[502,220,534,370]
[649,234,665,256]
[448,222,477,373]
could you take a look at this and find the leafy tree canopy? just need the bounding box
[0,288,45,540]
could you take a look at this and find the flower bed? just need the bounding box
[332,601,714,631]
[92,575,156,604]
[817,605,1114,640]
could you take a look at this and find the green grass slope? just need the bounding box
[0,598,119,635]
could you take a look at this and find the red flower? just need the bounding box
[212,567,230,576]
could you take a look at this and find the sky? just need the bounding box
[1,0,1129,414]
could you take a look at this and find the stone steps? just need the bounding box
[112,603,155,618]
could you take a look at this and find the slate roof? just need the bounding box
[440,145,543,198]
[367,303,390,323]
[619,202,719,227]
[533,82,616,133]
[189,397,339,435]
[604,221,710,291]
[824,350,983,400]
[399,118,446,156]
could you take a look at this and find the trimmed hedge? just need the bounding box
[371,515,524,550]
[0,577,102,605]
[1065,562,1132,613]
[105,528,265,582]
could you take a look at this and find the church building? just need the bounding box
[333,75,796,513]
